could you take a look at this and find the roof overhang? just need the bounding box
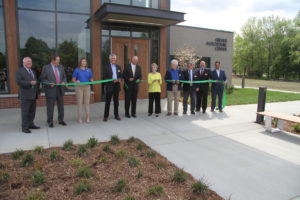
[94,3,185,27]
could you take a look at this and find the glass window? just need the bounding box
[102,0,110,3]
[18,0,55,11]
[111,25,130,37]
[57,13,90,82]
[132,27,149,38]
[132,0,150,7]
[111,0,130,5]
[57,0,90,13]
[151,0,159,8]
[0,5,8,93]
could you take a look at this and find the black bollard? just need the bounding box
[256,87,267,123]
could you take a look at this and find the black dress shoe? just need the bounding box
[115,116,121,120]
[59,121,67,126]
[191,111,195,115]
[202,110,206,114]
[125,115,131,118]
[49,123,54,128]
[196,109,200,112]
[132,114,136,118]
[183,111,187,115]
[22,129,31,134]
[103,118,108,122]
[29,125,40,129]
[148,113,152,116]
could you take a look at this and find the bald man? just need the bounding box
[15,57,40,133]
[123,56,142,118]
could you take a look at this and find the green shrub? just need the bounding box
[116,149,127,158]
[69,158,85,167]
[74,180,91,195]
[171,169,187,183]
[0,170,10,184]
[136,169,143,179]
[11,149,24,160]
[62,140,74,151]
[32,171,45,186]
[21,153,35,167]
[123,195,136,200]
[102,144,111,153]
[87,137,98,148]
[111,135,120,145]
[127,136,137,143]
[148,185,164,196]
[33,146,45,154]
[226,84,235,94]
[128,157,140,167]
[191,178,210,194]
[49,150,61,162]
[155,162,166,170]
[146,151,156,158]
[76,145,88,157]
[99,157,108,164]
[112,178,127,193]
[136,143,144,151]
[77,167,94,178]
[0,162,5,169]
[293,124,300,133]
[25,190,45,200]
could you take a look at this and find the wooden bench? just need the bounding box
[257,111,300,133]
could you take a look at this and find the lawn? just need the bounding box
[232,76,300,92]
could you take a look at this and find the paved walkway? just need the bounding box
[1,100,300,200]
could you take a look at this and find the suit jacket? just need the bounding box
[102,63,122,90]
[181,69,197,91]
[123,64,142,89]
[40,64,67,98]
[15,67,39,100]
[164,69,182,91]
[195,68,211,90]
[211,69,227,89]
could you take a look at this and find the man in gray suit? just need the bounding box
[40,55,67,128]
[15,57,40,133]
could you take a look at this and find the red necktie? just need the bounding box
[54,66,60,84]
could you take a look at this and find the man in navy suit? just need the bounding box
[211,61,227,112]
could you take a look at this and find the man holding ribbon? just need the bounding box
[15,57,40,133]
[211,61,227,112]
[41,55,67,127]
[123,56,142,118]
[102,54,122,122]
[182,62,197,115]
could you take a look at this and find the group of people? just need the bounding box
[15,54,227,134]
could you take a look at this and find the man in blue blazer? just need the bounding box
[211,61,227,112]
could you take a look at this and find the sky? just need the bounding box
[171,0,300,33]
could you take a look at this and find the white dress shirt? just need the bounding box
[131,63,136,76]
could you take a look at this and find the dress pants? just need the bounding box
[125,84,138,116]
[46,87,64,124]
[148,92,161,114]
[183,87,196,112]
[167,85,180,114]
[104,84,120,118]
[196,87,209,112]
[75,85,91,118]
[211,85,224,110]
[21,99,36,131]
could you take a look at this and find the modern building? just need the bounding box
[0,0,233,109]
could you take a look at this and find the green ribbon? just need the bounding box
[124,79,145,89]
[165,80,227,110]
[42,79,115,86]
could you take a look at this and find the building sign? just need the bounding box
[206,38,227,51]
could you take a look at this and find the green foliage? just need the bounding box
[116,149,127,158]
[102,144,111,153]
[136,169,143,179]
[62,140,74,151]
[69,158,85,167]
[155,162,166,170]
[110,135,121,145]
[293,124,300,133]
[146,151,156,158]
[112,178,128,193]
[191,178,210,194]
[148,185,164,196]
[171,169,187,183]
[77,167,94,178]
[25,190,45,200]
[0,162,5,169]
[76,145,88,157]
[33,146,45,154]
[87,137,98,148]
[99,157,108,164]
[74,180,91,195]
[136,143,144,151]
[31,171,45,186]
[127,136,137,143]
[123,196,136,200]
[0,170,10,184]
[11,149,24,160]
[21,153,35,167]
[49,150,61,162]
[128,157,140,167]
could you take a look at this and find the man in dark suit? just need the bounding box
[103,53,122,122]
[196,61,211,113]
[182,62,197,115]
[211,61,227,112]
[123,56,142,118]
[15,57,40,133]
[40,55,67,127]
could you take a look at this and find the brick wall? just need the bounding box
[0,93,95,109]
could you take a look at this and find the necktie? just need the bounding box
[201,69,203,75]
[54,66,60,84]
[28,69,34,80]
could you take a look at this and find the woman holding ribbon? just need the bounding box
[147,63,162,117]
[72,58,93,123]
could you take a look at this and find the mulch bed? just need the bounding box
[0,138,224,200]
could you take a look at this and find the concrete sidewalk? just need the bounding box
[0,100,300,200]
